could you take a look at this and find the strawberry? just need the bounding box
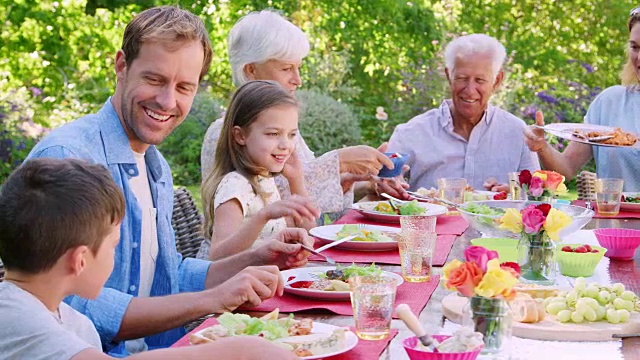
[591,249,599,253]
[493,191,508,200]
[574,246,589,253]
[561,246,574,252]
[583,244,592,252]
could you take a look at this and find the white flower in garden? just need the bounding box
[375,106,388,121]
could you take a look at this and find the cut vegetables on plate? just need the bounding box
[310,224,400,251]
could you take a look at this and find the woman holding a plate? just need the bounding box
[525,7,640,191]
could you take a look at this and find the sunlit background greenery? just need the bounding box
[1,0,636,187]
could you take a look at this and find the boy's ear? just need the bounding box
[232,126,247,146]
[69,246,90,276]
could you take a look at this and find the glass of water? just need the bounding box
[350,275,398,340]
[595,178,624,216]
[437,177,467,203]
[398,216,436,282]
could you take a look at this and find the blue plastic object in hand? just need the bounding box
[378,152,409,178]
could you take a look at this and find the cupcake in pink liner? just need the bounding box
[403,331,483,360]
[594,228,640,261]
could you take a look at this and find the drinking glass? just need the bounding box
[437,177,468,204]
[397,231,435,282]
[508,172,523,200]
[350,275,398,340]
[595,178,624,216]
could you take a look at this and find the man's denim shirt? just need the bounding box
[27,99,212,356]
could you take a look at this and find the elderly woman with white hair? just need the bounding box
[524,8,640,191]
[201,10,402,215]
[387,33,540,191]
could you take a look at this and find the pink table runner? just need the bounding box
[240,275,440,318]
[335,210,469,235]
[309,234,457,266]
[172,317,398,359]
[573,200,640,219]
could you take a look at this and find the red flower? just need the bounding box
[500,262,521,278]
[535,203,552,217]
[519,170,532,187]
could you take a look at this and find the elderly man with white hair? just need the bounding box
[201,10,402,214]
[387,34,540,191]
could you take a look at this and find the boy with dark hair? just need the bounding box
[0,158,296,359]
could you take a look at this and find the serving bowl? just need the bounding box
[594,228,640,260]
[458,200,595,239]
[556,244,606,277]
[378,152,409,178]
[402,335,482,360]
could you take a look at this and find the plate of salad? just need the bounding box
[282,264,403,301]
[310,224,400,251]
[190,310,358,359]
[621,192,640,212]
[350,200,447,223]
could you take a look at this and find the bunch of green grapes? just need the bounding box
[542,277,639,324]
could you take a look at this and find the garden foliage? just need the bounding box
[1,0,637,184]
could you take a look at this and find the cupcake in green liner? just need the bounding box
[557,244,606,277]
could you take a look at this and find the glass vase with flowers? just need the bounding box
[499,203,572,285]
[518,170,568,202]
[442,246,521,355]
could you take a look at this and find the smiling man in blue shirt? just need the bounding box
[27,6,315,356]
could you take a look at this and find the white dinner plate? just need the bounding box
[192,320,357,359]
[621,192,640,212]
[281,266,404,301]
[310,224,400,251]
[350,201,447,223]
[542,123,640,148]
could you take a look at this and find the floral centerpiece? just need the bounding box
[518,170,568,201]
[443,246,521,354]
[499,203,572,285]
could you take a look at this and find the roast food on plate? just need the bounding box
[190,310,347,357]
[287,264,382,292]
[373,199,426,215]
[336,224,394,242]
[573,127,637,146]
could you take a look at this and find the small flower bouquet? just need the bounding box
[498,203,572,284]
[443,246,521,300]
[442,246,521,354]
[518,170,568,201]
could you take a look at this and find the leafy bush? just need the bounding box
[0,88,50,182]
[158,91,224,186]
[296,89,361,155]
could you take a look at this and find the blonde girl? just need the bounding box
[199,80,319,260]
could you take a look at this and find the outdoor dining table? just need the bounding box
[176,215,640,359]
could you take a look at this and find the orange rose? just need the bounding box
[446,262,483,297]
[537,170,564,191]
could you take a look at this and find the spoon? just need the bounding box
[396,303,436,351]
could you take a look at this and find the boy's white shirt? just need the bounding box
[0,281,102,358]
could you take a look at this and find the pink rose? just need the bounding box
[529,176,544,197]
[464,246,499,272]
[521,205,545,234]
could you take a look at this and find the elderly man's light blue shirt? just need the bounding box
[27,99,211,355]
[585,85,640,191]
[388,100,540,190]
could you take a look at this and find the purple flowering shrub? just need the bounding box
[0,88,50,182]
